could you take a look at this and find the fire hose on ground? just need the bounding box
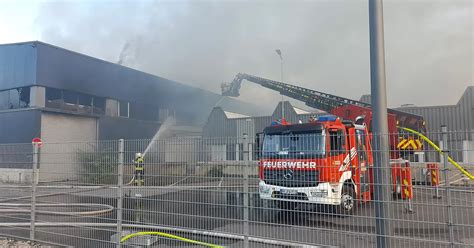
[399,127,474,180]
[0,184,229,247]
[0,222,318,247]
[0,183,296,247]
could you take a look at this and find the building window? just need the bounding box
[118,100,129,118]
[45,87,105,115]
[92,97,105,115]
[0,87,30,111]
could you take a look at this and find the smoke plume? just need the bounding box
[35,0,473,111]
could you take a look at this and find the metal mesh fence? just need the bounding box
[0,130,473,247]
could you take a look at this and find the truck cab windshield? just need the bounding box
[262,131,326,158]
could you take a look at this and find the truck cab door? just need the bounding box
[356,129,371,200]
[328,128,348,182]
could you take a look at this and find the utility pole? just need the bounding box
[275,49,284,120]
[369,0,392,247]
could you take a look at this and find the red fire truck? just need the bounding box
[258,115,412,215]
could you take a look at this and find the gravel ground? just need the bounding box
[0,237,52,248]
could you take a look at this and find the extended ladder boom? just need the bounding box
[221,73,424,124]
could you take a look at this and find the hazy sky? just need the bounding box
[0,0,472,112]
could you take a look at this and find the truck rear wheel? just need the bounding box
[334,185,355,217]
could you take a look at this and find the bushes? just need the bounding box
[77,150,118,185]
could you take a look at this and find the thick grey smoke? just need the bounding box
[36,0,472,112]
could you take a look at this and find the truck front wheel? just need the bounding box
[334,185,355,217]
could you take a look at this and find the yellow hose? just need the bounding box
[399,127,474,180]
[120,231,224,247]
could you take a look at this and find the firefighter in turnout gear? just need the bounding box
[134,153,144,223]
[134,153,145,186]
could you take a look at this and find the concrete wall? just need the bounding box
[29,86,45,108]
[0,168,32,184]
[463,140,474,163]
[39,112,97,182]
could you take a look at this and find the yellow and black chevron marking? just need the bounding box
[431,170,438,185]
[397,137,423,150]
[403,178,411,198]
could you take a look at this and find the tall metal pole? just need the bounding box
[280,57,284,120]
[369,0,392,247]
[116,139,124,248]
[441,126,454,248]
[276,49,284,120]
[242,133,250,248]
[30,144,39,242]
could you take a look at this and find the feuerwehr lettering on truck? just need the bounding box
[262,161,317,169]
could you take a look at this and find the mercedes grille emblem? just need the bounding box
[283,169,294,180]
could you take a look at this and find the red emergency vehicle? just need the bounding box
[258,115,412,215]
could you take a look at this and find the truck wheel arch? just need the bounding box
[338,171,357,195]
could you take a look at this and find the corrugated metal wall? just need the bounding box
[203,101,325,139]
[397,87,473,162]
[397,87,473,136]
[0,43,37,90]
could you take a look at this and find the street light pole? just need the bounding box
[275,49,284,120]
[369,0,392,247]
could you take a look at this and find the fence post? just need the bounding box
[242,134,250,248]
[441,126,454,247]
[116,139,124,248]
[30,144,39,241]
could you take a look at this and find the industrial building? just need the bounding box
[396,87,473,133]
[361,87,474,163]
[396,86,474,163]
[0,41,260,182]
[0,41,261,144]
[202,101,324,161]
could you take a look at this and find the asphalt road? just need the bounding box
[0,176,473,248]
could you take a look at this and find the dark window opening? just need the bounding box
[46,88,62,109]
[329,130,346,155]
[93,97,105,115]
[0,87,31,110]
[46,88,62,101]
[45,87,106,116]
[118,100,129,118]
[78,93,92,106]
[8,89,20,109]
[0,90,8,110]
[19,87,30,108]
[63,91,77,105]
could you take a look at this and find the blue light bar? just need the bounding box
[317,115,338,122]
